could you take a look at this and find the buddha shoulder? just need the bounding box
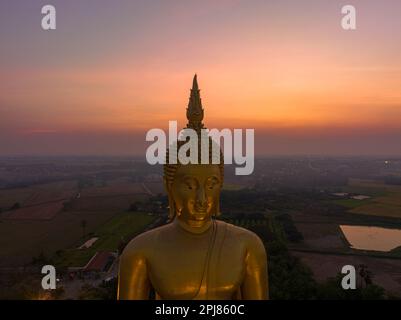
[121,224,171,259]
[219,220,266,250]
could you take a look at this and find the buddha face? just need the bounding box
[169,164,222,227]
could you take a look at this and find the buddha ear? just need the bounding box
[214,201,221,217]
[166,192,176,221]
[163,177,176,220]
[212,189,222,217]
[214,181,223,217]
[167,199,175,220]
[163,176,169,192]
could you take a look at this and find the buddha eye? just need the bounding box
[184,177,197,190]
[206,177,219,190]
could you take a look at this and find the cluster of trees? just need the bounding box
[316,273,385,300]
[221,188,342,215]
[31,251,53,266]
[266,240,386,300]
[275,214,303,243]
[79,279,117,300]
[267,241,317,299]
[128,194,168,214]
[248,225,276,243]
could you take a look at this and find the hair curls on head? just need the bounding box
[163,137,224,220]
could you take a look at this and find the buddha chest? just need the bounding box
[147,222,247,299]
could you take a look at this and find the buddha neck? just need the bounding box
[174,216,213,234]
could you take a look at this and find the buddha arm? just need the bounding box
[117,249,151,300]
[240,235,269,300]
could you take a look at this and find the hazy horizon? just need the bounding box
[1,0,401,156]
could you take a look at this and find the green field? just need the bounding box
[54,212,156,267]
[0,180,152,268]
[332,199,370,209]
[0,210,118,267]
[350,203,401,218]
[336,179,401,218]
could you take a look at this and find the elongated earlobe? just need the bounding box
[168,195,176,220]
[164,176,176,221]
[215,200,221,217]
[211,197,221,217]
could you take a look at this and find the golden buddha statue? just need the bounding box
[117,75,268,300]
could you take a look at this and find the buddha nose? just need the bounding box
[196,185,207,207]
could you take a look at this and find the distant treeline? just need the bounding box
[384,175,401,186]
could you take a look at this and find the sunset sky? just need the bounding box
[1,0,400,156]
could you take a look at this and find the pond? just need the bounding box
[340,225,401,252]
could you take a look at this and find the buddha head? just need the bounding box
[164,75,224,228]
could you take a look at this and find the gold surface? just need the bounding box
[117,75,268,300]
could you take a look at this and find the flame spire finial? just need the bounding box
[186,74,205,131]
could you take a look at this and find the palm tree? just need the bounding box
[358,264,373,288]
